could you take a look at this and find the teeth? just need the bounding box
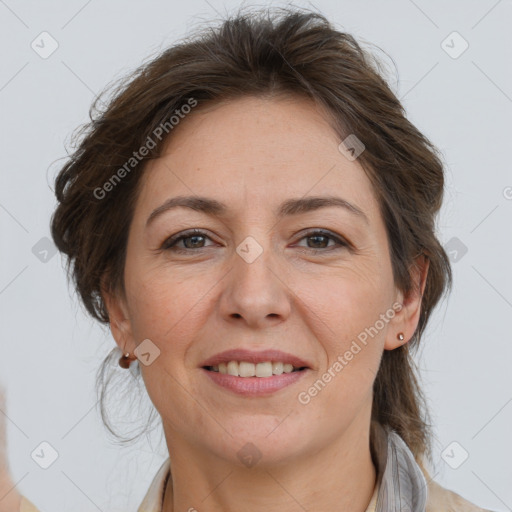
[272,362,284,375]
[212,361,302,377]
[227,361,238,376]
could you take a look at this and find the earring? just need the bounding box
[397,332,405,341]
[119,352,136,369]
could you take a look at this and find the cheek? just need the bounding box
[125,269,212,414]
[296,263,392,344]
[292,264,392,412]
[125,266,209,349]
[295,275,385,424]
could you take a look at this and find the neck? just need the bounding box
[161,419,377,512]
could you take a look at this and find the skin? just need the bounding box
[104,95,428,512]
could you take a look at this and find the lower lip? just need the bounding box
[201,368,309,396]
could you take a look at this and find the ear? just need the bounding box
[101,277,136,354]
[384,254,429,351]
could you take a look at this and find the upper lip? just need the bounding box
[200,349,311,369]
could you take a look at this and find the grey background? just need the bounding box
[0,0,511,510]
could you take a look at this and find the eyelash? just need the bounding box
[161,228,348,254]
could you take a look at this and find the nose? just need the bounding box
[218,243,292,329]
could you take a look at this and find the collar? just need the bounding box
[137,457,170,512]
[372,422,428,511]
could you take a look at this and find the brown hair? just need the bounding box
[50,6,452,464]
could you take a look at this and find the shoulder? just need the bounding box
[423,468,495,512]
[137,458,171,512]
[373,424,494,512]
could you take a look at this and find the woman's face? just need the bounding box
[106,95,425,467]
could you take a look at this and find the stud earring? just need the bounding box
[397,332,405,341]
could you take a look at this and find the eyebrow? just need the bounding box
[146,194,369,228]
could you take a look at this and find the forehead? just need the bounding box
[136,95,378,222]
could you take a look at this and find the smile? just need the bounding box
[202,364,309,396]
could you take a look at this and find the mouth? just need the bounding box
[199,349,312,376]
[201,362,310,396]
[203,362,308,376]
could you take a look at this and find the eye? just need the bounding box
[294,229,348,251]
[160,228,348,254]
[162,229,216,252]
